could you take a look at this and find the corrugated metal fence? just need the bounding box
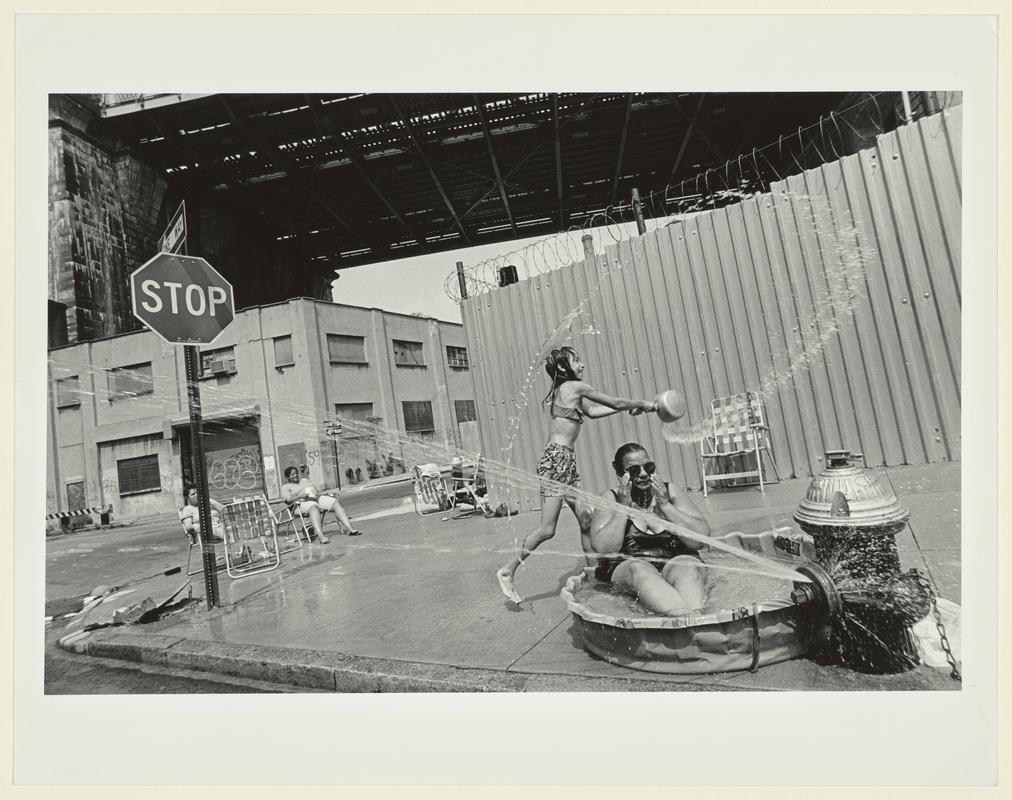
[462,107,961,506]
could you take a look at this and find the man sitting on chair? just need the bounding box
[280,467,361,543]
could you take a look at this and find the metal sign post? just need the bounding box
[325,420,342,490]
[184,345,220,609]
[132,205,234,609]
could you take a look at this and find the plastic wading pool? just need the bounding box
[561,528,824,675]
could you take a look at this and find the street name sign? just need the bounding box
[158,200,187,254]
[131,253,235,345]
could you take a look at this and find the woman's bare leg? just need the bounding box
[321,497,355,532]
[661,556,707,610]
[307,504,329,544]
[612,559,693,615]
[496,496,565,603]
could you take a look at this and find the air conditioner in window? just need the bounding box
[209,360,230,375]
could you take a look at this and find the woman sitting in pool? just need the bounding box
[589,442,711,615]
[496,347,658,603]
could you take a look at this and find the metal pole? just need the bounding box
[581,234,595,260]
[184,345,220,609]
[456,261,468,300]
[631,187,647,235]
[900,91,914,124]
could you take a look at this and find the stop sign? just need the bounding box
[131,253,235,345]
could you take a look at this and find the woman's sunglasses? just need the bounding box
[625,462,656,478]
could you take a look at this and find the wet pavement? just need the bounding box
[50,463,962,692]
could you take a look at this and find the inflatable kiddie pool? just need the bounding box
[561,528,827,675]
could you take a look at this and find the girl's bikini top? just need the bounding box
[547,387,584,424]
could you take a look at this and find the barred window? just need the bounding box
[446,346,469,369]
[402,401,435,435]
[392,339,425,367]
[274,335,294,367]
[328,334,367,364]
[107,363,154,401]
[117,454,161,495]
[199,347,237,378]
[56,376,80,408]
[454,399,477,425]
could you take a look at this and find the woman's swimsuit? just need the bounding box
[594,485,701,582]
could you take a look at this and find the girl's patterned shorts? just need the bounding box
[536,442,582,498]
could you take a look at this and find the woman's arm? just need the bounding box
[589,490,629,557]
[652,477,710,550]
[209,498,226,513]
[180,508,197,533]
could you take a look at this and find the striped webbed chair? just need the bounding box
[700,391,780,496]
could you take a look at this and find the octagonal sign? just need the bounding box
[131,253,235,345]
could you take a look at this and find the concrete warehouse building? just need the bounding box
[46,297,477,525]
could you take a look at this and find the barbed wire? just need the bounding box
[445,91,961,303]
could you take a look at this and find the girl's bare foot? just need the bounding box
[496,567,522,603]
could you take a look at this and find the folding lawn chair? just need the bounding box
[700,391,780,497]
[449,455,492,519]
[178,508,227,577]
[411,465,452,516]
[271,500,312,552]
[218,495,282,578]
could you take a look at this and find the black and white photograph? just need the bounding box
[12,11,999,789]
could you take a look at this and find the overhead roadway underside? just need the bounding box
[95,91,899,273]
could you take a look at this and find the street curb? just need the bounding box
[57,628,739,693]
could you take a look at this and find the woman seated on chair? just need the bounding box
[280,467,361,543]
[589,443,711,615]
[180,485,226,542]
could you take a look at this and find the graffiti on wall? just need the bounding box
[204,445,263,493]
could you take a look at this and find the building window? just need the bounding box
[328,334,367,364]
[446,346,470,370]
[392,339,425,367]
[334,403,374,437]
[454,399,477,425]
[107,363,154,401]
[117,454,161,495]
[402,401,435,435]
[199,347,237,378]
[273,335,294,368]
[56,376,80,408]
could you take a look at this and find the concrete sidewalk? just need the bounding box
[57,463,962,692]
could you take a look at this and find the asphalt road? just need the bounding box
[44,480,414,693]
[45,478,414,605]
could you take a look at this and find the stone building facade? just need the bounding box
[46,298,476,526]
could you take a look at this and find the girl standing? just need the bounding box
[496,346,657,603]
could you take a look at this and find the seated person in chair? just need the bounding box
[180,485,226,542]
[280,467,360,543]
[589,442,711,615]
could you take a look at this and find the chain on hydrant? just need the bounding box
[914,571,961,682]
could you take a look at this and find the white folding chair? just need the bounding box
[178,508,226,576]
[449,456,492,519]
[271,501,311,552]
[411,466,451,516]
[219,495,282,578]
[700,391,780,496]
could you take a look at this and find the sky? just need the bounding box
[329,217,664,324]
